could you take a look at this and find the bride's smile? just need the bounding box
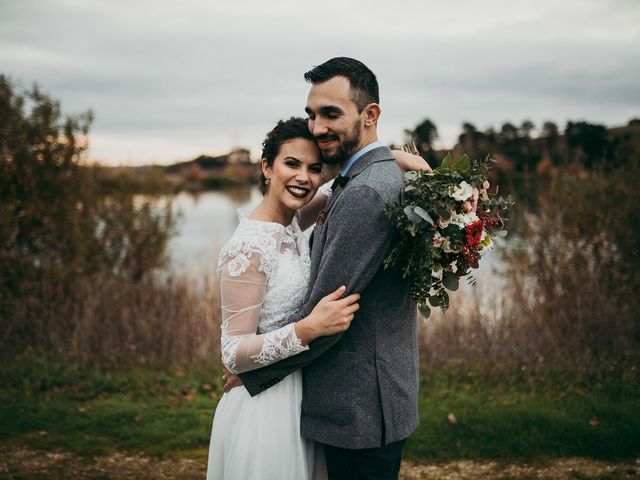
[286,185,311,199]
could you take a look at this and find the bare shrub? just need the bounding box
[420,168,640,377]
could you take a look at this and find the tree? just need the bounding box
[458,122,479,157]
[519,120,535,138]
[564,121,608,168]
[540,121,562,164]
[495,121,540,171]
[0,75,175,353]
[404,118,438,159]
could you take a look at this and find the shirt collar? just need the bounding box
[340,140,385,177]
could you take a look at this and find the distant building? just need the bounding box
[227,148,251,164]
[164,148,253,174]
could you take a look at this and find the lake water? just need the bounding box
[168,187,262,273]
[168,188,506,311]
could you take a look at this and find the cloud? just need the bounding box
[1,0,638,164]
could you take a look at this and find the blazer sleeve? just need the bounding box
[239,185,394,396]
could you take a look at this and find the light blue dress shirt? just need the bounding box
[340,140,386,176]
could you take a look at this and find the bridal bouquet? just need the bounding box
[384,146,513,318]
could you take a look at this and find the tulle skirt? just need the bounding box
[206,370,326,480]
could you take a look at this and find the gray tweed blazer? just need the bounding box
[239,145,419,449]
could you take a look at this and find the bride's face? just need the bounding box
[262,137,323,212]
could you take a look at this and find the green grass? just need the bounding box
[406,371,640,460]
[2,356,639,461]
[0,356,221,458]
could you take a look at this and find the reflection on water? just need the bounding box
[169,187,262,273]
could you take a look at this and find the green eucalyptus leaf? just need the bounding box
[405,185,416,192]
[418,304,431,319]
[452,154,470,172]
[442,271,459,291]
[404,171,418,181]
[413,206,434,225]
[441,152,452,168]
[494,230,508,238]
[429,295,442,307]
[404,205,423,224]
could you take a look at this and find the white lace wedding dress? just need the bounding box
[206,210,326,480]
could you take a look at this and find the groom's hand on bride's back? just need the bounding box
[222,366,243,392]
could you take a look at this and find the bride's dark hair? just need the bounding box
[260,117,316,194]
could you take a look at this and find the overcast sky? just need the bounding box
[1,0,638,165]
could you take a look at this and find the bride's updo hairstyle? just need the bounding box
[260,117,316,195]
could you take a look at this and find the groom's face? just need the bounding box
[305,76,365,165]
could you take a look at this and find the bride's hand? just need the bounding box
[295,286,360,345]
[392,150,433,173]
[222,365,243,392]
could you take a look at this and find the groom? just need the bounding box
[237,57,419,479]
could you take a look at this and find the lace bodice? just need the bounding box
[217,210,311,374]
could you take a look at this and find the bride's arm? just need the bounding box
[219,252,308,374]
[298,152,430,230]
[296,152,429,230]
[392,149,433,172]
[297,179,333,230]
[219,247,358,374]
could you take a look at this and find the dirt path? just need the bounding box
[1,446,638,479]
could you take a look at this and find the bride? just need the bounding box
[206,117,427,479]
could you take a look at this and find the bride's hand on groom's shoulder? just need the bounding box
[392,150,433,173]
[295,286,360,345]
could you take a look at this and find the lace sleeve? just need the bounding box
[219,245,309,374]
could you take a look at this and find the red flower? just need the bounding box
[461,245,480,266]
[465,220,484,247]
[479,211,503,230]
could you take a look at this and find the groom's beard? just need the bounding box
[317,121,362,165]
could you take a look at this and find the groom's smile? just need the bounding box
[316,135,339,150]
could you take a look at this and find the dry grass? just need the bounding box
[419,170,640,378]
[2,269,221,365]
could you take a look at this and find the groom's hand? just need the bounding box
[222,366,243,392]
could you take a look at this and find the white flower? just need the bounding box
[433,231,444,247]
[451,181,474,201]
[479,230,493,255]
[451,212,480,228]
[431,268,443,280]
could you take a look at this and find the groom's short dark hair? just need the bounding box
[304,57,379,112]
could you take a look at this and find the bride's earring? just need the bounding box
[265,176,271,186]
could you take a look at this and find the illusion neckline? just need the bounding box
[237,208,299,233]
